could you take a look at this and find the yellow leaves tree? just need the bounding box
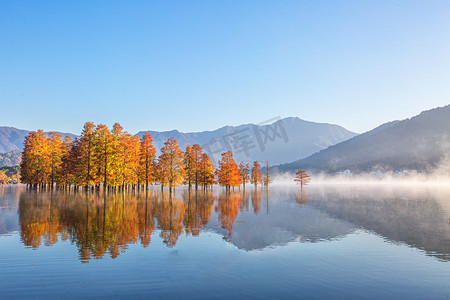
[77,122,96,188]
[126,135,141,187]
[48,132,65,188]
[158,137,185,192]
[93,124,114,189]
[139,132,156,189]
[183,144,195,189]
[111,123,125,187]
[20,130,51,187]
[58,135,73,186]
[199,153,215,189]
[110,123,140,188]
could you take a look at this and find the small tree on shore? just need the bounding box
[294,170,311,190]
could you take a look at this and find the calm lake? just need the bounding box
[1,184,450,299]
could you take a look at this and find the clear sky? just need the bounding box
[1,0,449,135]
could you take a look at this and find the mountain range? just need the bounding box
[2,105,449,171]
[136,117,356,165]
[0,118,357,166]
[277,105,450,173]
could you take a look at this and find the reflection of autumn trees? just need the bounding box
[18,192,64,248]
[296,191,311,205]
[183,191,215,236]
[138,192,155,248]
[215,192,242,239]
[239,191,249,212]
[18,187,271,261]
[251,189,262,214]
[154,193,185,247]
[19,191,158,261]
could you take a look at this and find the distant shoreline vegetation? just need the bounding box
[0,165,19,184]
[0,151,21,167]
[19,122,273,191]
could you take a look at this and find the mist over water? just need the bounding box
[271,159,450,186]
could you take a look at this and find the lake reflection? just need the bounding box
[17,190,215,261]
[1,185,448,262]
[1,185,450,299]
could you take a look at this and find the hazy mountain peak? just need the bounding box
[278,105,450,173]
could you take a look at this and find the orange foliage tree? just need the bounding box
[250,161,262,187]
[216,151,240,191]
[183,144,195,189]
[294,170,311,190]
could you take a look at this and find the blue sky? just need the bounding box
[1,1,449,135]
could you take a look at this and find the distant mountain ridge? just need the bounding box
[0,118,357,166]
[0,127,77,153]
[136,117,357,165]
[278,105,450,173]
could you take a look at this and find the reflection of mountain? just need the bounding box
[308,186,450,261]
[208,189,354,250]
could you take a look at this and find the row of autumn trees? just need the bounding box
[20,122,270,191]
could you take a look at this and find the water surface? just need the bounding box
[1,185,449,299]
